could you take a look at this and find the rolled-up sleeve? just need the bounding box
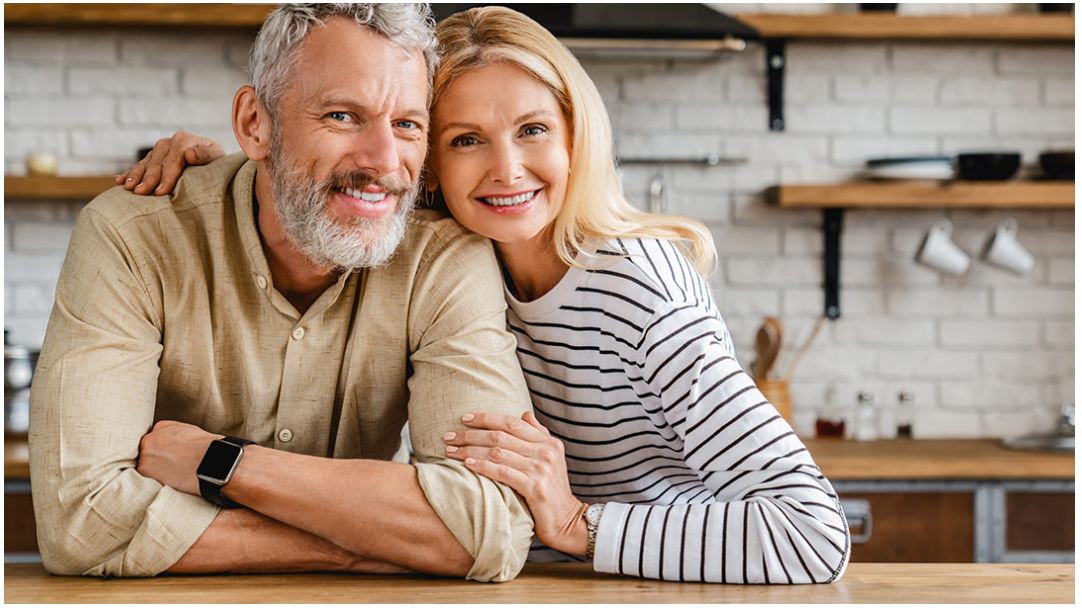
[405,228,535,582]
[29,201,218,577]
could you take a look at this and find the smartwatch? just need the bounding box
[196,436,254,508]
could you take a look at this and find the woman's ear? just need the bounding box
[233,86,271,162]
[422,163,439,192]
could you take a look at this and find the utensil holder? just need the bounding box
[755,379,792,425]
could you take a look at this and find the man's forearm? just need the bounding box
[167,507,408,575]
[220,447,475,577]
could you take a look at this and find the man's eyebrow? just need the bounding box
[437,110,557,135]
[315,98,429,120]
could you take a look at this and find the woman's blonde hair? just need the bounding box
[433,6,717,276]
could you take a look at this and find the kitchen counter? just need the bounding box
[7,438,1073,480]
[3,562,1073,603]
[803,439,1074,480]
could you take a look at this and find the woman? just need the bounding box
[118,6,849,584]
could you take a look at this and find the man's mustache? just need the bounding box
[324,171,414,198]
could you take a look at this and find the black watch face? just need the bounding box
[197,440,242,483]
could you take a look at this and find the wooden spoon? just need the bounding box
[754,317,783,380]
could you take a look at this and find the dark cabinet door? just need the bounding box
[840,492,974,563]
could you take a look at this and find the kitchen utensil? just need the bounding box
[915,216,970,275]
[4,345,37,392]
[1001,404,1075,453]
[5,337,39,436]
[864,156,953,180]
[754,379,792,425]
[753,317,782,380]
[956,152,1021,181]
[981,216,1034,275]
[1038,150,1074,180]
[782,315,827,382]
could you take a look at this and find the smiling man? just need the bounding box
[28,4,533,581]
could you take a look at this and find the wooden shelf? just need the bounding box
[775,181,1076,209]
[3,3,273,28]
[736,13,1075,41]
[5,6,1074,42]
[5,176,118,200]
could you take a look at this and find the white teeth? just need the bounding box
[483,191,535,207]
[339,187,387,203]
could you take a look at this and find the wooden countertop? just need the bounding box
[803,438,1074,480]
[5,438,1073,480]
[4,562,1073,603]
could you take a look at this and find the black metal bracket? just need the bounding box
[766,39,786,131]
[823,208,843,320]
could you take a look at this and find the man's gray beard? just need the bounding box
[268,151,418,272]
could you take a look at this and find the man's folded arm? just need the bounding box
[28,203,219,577]
[405,230,537,583]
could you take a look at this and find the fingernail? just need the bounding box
[445,445,458,453]
[125,177,134,182]
[462,413,474,422]
[443,431,455,441]
[465,458,476,465]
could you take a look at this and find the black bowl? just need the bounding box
[1039,3,1074,13]
[859,3,898,11]
[1039,151,1074,180]
[956,153,1021,181]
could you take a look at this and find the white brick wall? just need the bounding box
[3,14,1074,439]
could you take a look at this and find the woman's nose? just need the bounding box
[489,141,525,184]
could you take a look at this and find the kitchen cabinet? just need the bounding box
[773,182,1075,209]
[736,13,1074,41]
[806,439,1075,564]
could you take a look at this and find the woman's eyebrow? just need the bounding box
[437,110,556,135]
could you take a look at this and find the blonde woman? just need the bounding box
[120,6,849,584]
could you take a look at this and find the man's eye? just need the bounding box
[395,120,417,130]
[328,112,350,122]
[450,135,477,147]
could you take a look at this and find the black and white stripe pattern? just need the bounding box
[507,238,849,583]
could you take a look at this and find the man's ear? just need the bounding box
[233,86,271,162]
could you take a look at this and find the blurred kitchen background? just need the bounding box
[4,2,1075,442]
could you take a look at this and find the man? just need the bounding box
[29,4,534,581]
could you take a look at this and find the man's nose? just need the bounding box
[350,121,400,177]
[489,140,525,185]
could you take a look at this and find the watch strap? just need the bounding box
[198,436,254,509]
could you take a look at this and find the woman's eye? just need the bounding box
[450,135,478,147]
[523,124,548,137]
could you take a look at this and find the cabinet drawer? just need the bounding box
[840,492,974,563]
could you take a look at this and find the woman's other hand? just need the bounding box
[115,132,225,196]
[443,411,589,556]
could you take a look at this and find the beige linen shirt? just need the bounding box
[29,153,534,582]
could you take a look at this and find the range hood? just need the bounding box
[430,3,761,58]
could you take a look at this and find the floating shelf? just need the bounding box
[3,3,273,28]
[775,181,1076,209]
[4,176,118,199]
[772,180,1076,321]
[736,13,1075,42]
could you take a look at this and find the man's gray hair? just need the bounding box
[250,3,439,120]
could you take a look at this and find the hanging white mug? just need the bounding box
[915,217,970,275]
[982,217,1034,275]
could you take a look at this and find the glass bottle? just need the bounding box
[854,390,877,441]
[815,386,846,439]
[896,389,915,439]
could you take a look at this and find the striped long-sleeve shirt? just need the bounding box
[506,238,850,583]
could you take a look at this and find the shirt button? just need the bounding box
[291,327,306,340]
[256,275,268,289]
[278,428,293,443]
